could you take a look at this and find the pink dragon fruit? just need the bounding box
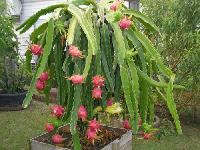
[30,44,43,56]
[92,75,105,87]
[86,128,97,141]
[110,0,121,11]
[52,134,64,144]
[68,45,83,58]
[45,123,54,132]
[88,119,101,132]
[143,133,153,140]
[92,87,102,99]
[119,17,132,30]
[35,80,45,91]
[69,75,84,85]
[106,98,113,106]
[51,105,65,118]
[39,72,49,82]
[78,105,87,121]
[122,119,131,130]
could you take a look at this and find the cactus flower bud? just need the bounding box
[88,119,101,132]
[86,128,97,141]
[119,17,132,30]
[143,133,153,140]
[35,80,45,91]
[78,105,87,121]
[92,75,105,87]
[45,123,54,132]
[110,0,121,11]
[92,87,102,99]
[122,119,131,130]
[106,99,113,106]
[69,75,84,85]
[51,105,64,118]
[52,134,63,144]
[39,72,49,82]
[69,45,83,58]
[30,44,43,56]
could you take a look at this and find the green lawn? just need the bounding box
[0,101,50,150]
[133,125,200,150]
[0,101,200,150]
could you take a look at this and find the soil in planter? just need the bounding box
[35,126,127,150]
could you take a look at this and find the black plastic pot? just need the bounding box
[0,90,27,111]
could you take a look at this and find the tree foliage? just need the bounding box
[141,0,200,91]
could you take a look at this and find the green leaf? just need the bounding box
[82,43,93,78]
[25,50,32,74]
[72,132,82,150]
[30,22,48,41]
[137,68,184,89]
[16,4,67,33]
[139,77,149,123]
[133,30,174,77]
[124,29,147,72]
[110,23,127,65]
[126,58,140,133]
[166,79,182,134]
[123,9,159,32]
[120,65,135,128]
[54,38,66,105]
[100,25,114,92]
[67,17,78,45]
[70,85,81,134]
[68,4,97,55]
[22,19,54,108]
[126,59,139,98]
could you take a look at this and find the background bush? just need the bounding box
[141,0,200,115]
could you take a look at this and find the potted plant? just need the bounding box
[17,0,184,149]
[0,56,29,110]
[0,4,29,110]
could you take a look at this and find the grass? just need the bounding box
[0,101,200,150]
[133,125,200,150]
[0,101,50,150]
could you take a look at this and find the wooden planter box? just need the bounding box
[30,125,132,150]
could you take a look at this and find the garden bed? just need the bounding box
[31,124,132,150]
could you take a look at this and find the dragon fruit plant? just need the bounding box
[17,0,184,148]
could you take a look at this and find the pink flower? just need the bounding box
[30,44,43,56]
[39,72,49,82]
[92,75,105,87]
[119,17,132,30]
[106,98,113,106]
[86,128,97,141]
[143,133,152,140]
[92,87,102,99]
[51,105,64,118]
[88,119,101,132]
[69,45,83,58]
[110,0,121,11]
[35,80,45,91]
[45,123,54,132]
[122,119,131,130]
[69,75,84,85]
[52,134,63,144]
[78,105,87,121]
